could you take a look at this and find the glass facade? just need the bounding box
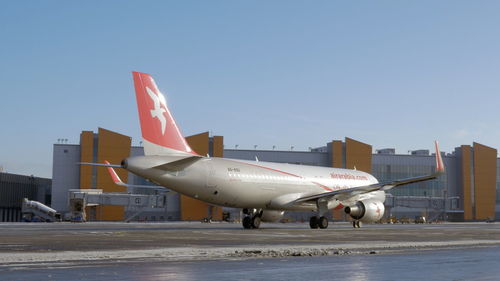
[372,155,446,197]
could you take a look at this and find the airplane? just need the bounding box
[93,71,445,229]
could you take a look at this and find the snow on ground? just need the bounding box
[1,240,500,264]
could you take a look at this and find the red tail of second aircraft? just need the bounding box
[132,72,197,156]
[435,141,445,173]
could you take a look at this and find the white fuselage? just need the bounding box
[125,72,442,228]
[124,155,384,211]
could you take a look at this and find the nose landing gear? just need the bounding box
[352,220,362,228]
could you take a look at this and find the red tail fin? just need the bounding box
[434,141,445,173]
[132,72,197,156]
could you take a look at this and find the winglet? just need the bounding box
[104,160,126,186]
[434,141,445,173]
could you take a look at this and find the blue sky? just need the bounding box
[1,1,499,178]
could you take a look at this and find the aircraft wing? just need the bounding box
[294,141,445,203]
[294,172,443,203]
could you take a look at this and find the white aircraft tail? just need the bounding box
[132,72,198,156]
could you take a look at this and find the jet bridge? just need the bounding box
[68,189,166,222]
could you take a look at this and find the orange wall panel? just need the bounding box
[98,206,126,221]
[473,143,497,220]
[96,128,131,221]
[211,206,223,221]
[212,136,224,157]
[180,195,209,221]
[345,138,372,173]
[96,128,131,193]
[331,140,343,168]
[79,131,94,189]
[186,132,209,156]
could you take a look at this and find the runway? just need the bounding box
[1,221,499,260]
[1,222,499,280]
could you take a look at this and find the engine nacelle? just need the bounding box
[344,200,384,223]
[260,210,285,222]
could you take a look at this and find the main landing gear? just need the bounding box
[352,220,362,228]
[242,208,262,229]
[309,199,330,229]
[309,216,328,229]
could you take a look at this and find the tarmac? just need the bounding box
[1,221,499,265]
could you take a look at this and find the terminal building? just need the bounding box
[50,128,500,222]
[0,172,51,222]
[52,128,224,222]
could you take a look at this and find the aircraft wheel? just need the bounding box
[318,216,328,229]
[243,216,253,229]
[356,221,362,228]
[352,221,356,228]
[251,216,261,229]
[309,216,319,229]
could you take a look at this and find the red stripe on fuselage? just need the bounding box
[311,181,334,192]
[230,160,334,192]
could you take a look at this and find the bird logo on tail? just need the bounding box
[146,87,167,135]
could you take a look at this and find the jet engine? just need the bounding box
[344,200,384,223]
[260,210,285,222]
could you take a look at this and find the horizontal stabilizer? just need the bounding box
[153,156,202,171]
[78,162,122,168]
[103,160,162,188]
